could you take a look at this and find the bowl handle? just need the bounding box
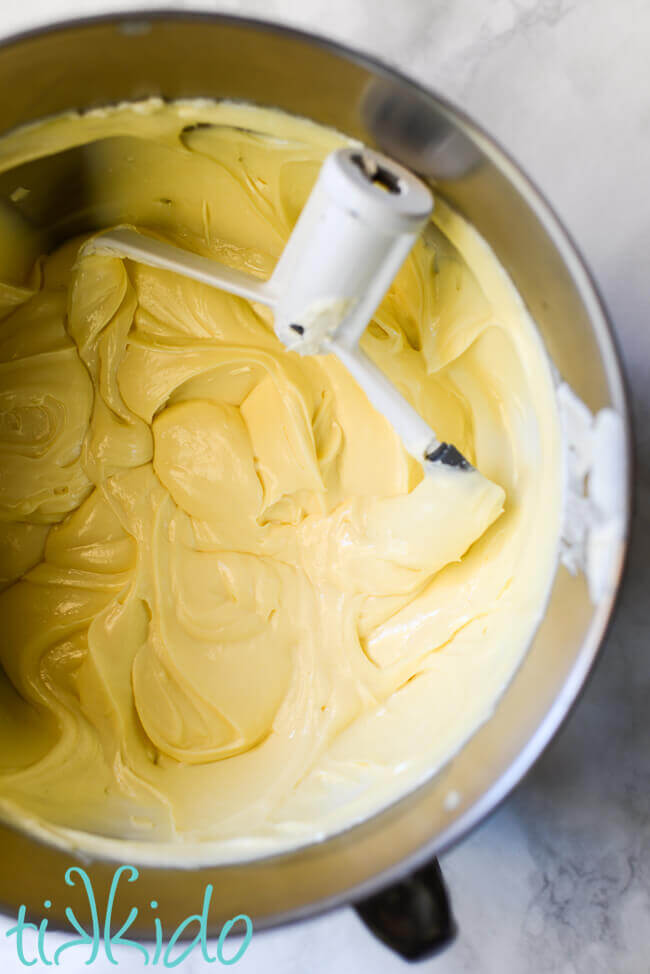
[354,857,456,961]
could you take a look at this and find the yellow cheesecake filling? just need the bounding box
[0,101,561,859]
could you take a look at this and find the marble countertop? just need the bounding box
[0,1,648,971]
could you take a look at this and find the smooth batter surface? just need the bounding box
[0,100,561,862]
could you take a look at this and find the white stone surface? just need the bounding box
[0,0,648,970]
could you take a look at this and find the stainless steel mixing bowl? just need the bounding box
[0,11,632,957]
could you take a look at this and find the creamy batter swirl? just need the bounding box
[0,101,561,860]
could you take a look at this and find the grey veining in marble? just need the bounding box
[0,0,648,971]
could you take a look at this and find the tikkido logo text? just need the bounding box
[6,865,253,967]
